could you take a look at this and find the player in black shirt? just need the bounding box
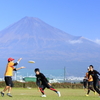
[34,68,61,97]
[88,65,100,96]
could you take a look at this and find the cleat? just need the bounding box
[41,95,46,97]
[57,91,61,97]
[7,93,12,97]
[1,92,4,97]
[86,94,89,96]
[94,91,96,95]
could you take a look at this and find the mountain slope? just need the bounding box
[0,17,81,58]
[0,16,100,77]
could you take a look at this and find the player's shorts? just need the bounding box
[39,83,52,89]
[5,76,14,87]
[88,81,93,87]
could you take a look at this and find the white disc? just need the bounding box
[28,61,35,63]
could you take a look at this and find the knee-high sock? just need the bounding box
[39,88,45,95]
[49,88,57,93]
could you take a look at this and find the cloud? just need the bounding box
[79,38,100,45]
[94,39,100,45]
[68,39,83,44]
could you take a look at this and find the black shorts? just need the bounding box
[39,83,52,89]
[88,81,93,87]
[5,77,14,87]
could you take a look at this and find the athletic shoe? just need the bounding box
[7,93,12,97]
[94,91,96,95]
[41,95,46,97]
[57,91,61,97]
[86,94,89,96]
[1,92,4,97]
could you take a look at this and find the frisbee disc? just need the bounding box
[28,61,35,63]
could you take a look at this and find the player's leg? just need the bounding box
[7,86,13,97]
[39,86,45,95]
[86,83,90,96]
[93,79,100,95]
[86,82,95,96]
[46,83,61,97]
[1,86,10,97]
[1,77,10,97]
[83,82,86,88]
[8,79,13,93]
[39,87,45,95]
[49,87,58,92]
[97,79,100,90]
[89,87,95,92]
[6,77,13,97]
[2,86,10,92]
[83,82,87,91]
[89,82,95,94]
[8,87,12,93]
[39,85,46,97]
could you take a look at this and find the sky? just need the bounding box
[0,0,100,42]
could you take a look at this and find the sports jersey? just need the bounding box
[86,72,93,82]
[4,62,18,76]
[36,73,49,86]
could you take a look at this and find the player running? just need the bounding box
[86,67,96,96]
[34,68,61,97]
[88,65,100,97]
[0,58,25,97]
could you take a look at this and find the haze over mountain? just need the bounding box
[0,16,100,77]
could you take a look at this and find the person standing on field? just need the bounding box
[0,58,25,97]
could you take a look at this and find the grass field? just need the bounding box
[0,88,99,100]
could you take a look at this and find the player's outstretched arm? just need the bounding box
[16,66,25,71]
[48,83,51,86]
[95,70,100,75]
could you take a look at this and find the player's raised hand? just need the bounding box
[18,58,22,62]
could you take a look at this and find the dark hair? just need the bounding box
[89,65,94,68]
[34,68,40,72]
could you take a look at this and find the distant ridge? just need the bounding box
[0,16,100,77]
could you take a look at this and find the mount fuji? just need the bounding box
[0,16,100,77]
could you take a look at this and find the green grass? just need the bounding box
[0,88,99,100]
